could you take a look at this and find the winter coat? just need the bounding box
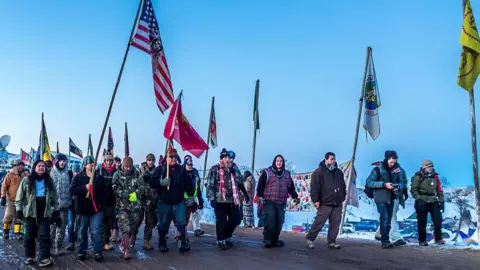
[50,165,72,210]
[112,169,145,211]
[207,163,247,203]
[15,176,59,219]
[1,167,27,201]
[410,171,444,203]
[97,164,116,206]
[366,162,408,207]
[150,164,193,206]
[184,168,203,205]
[70,170,107,216]
[310,161,346,207]
[140,162,157,211]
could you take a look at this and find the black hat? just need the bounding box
[56,153,68,161]
[220,148,229,159]
[384,150,398,160]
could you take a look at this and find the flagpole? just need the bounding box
[68,138,71,168]
[87,0,144,199]
[339,47,371,235]
[251,80,260,174]
[202,96,215,183]
[124,122,128,157]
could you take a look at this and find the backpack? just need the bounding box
[364,167,380,199]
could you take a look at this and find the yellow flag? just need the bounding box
[458,0,480,92]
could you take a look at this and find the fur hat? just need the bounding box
[146,153,156,161]
[421,159,434,169]
[384,150,398,160]
[122,157,134,168]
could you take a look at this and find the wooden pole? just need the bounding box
[87,0,144,198]
[251,80,260,174]
[202,96,215,182]
[68,137,71,168]
[339,47,371,235]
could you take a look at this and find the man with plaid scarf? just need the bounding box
[207,148,249,250]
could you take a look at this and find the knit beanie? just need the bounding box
[384,150,398,160]
[421,159,434,169]
[220,148,229,159]
[82,156,95,167]
[122,156,134,168]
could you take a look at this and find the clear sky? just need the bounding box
[0,0,477,186]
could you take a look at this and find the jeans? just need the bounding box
[77,212,103,255]
[24,218,50,260]
[262,201,286,245]
[415,200,443,242]
[377,202,395,242]
[306,205,342,244]
[67,210,76,243]
[156,201,187,246]
[214,202,241,241]
[375,199,402,242]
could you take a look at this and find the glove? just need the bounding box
[185,197,195,207]
[244,195,250,204]
[160,177,170,187]
[143,174,151,182]
[439,202,445,212]
[210,200,216,209]
[16,210,23,220]
[129,192,137,202]
[258,197,265,205]
[403,189,409,201]
[292,198,300,205]
[0,196,6,207]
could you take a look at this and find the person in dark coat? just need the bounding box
[256,155,299,248]
[305,152,346,249]
[97,154,116,251]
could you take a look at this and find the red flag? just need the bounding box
[20,148,32,165]
[164,93,208,158]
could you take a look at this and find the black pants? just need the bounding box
[214,202,241,241]
[24,217,51,260]
[262,201,286,245]
[103,205,115,244]
[415,200,442,242]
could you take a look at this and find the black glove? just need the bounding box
[16,210,23,220]
[439,202,445,212]
[0,196,6,207]
[244,195,250,204]
[403,189,409,201]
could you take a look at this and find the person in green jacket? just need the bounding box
[15,160,59,267]
[410,159,444,246]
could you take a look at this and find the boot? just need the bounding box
[3,223,10,239]
[120,234,131,260]
[129,234,137,249]
[177,234,190,253]
[13,224,23,240]
[158,232,169,253]
[143,239,153,250]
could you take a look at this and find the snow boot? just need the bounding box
[393,239,406,246]
[381,241,394,249]
[328,243,341,249]
[143,239,153,250]
[434,240,445,245]
[120,234,131,259]
[218,240,229,250]
[3,223,11,239]
[177,234,190,253]
[14,224,23,240]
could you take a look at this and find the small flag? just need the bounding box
[69,138,83,158]
[363,49,381,140]
[253,80,260,131]
[87,134,94,157]
[164,92,209,158]
[458,0,480,92]
[107,127,114,156]
[124,122,130,157]
[338,160,359,208]
[131,0,174,113]
[56,142,59,155]
[209,102,217,149]
[38,113,52,162]
[20,148,32,165]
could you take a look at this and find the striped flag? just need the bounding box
[20,148,32,165]
[131,0,174,113]
[363,50,381,140]
[69,138,83,158]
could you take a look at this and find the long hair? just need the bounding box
[243,170,253,181]
[28,160,54,193]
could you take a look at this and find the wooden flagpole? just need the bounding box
[87,0,144,198]
[202,96,215,182]
[339,47,371,235]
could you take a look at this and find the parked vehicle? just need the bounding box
[342,223,356,233]
[354,222,378,232]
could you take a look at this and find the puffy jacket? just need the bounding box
[15,176,59,218]
[411,171,444,203]
[112,169,145,211]
[310,161,346,207]
[366,162,408,207]
[50,165,72,210]
[1,167,28,201]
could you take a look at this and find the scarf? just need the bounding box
[102,163,115,173]
[218,162,240,205]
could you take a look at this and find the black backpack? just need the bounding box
[364,167,380,199]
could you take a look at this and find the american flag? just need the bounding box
[131,0,174,113]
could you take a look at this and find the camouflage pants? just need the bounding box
[117,209,139,236]
[134,209,157,240]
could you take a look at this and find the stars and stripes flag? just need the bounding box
[131,0,174,113]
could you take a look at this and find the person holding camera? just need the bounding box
[411,159,444,246]
[366,150,408,249]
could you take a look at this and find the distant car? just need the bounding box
[342,223,356,233]
[400,227,417,236]
[355,222,377,232]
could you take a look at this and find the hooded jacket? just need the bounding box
[50,163,72,210]
[1,167,28,201]
[310,160,346,207]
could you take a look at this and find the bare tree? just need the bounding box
[445,187,475,241]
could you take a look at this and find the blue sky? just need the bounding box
[0,0,477,186]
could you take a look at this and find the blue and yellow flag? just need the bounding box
[38,113,52,162]
[458,0,480,92]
